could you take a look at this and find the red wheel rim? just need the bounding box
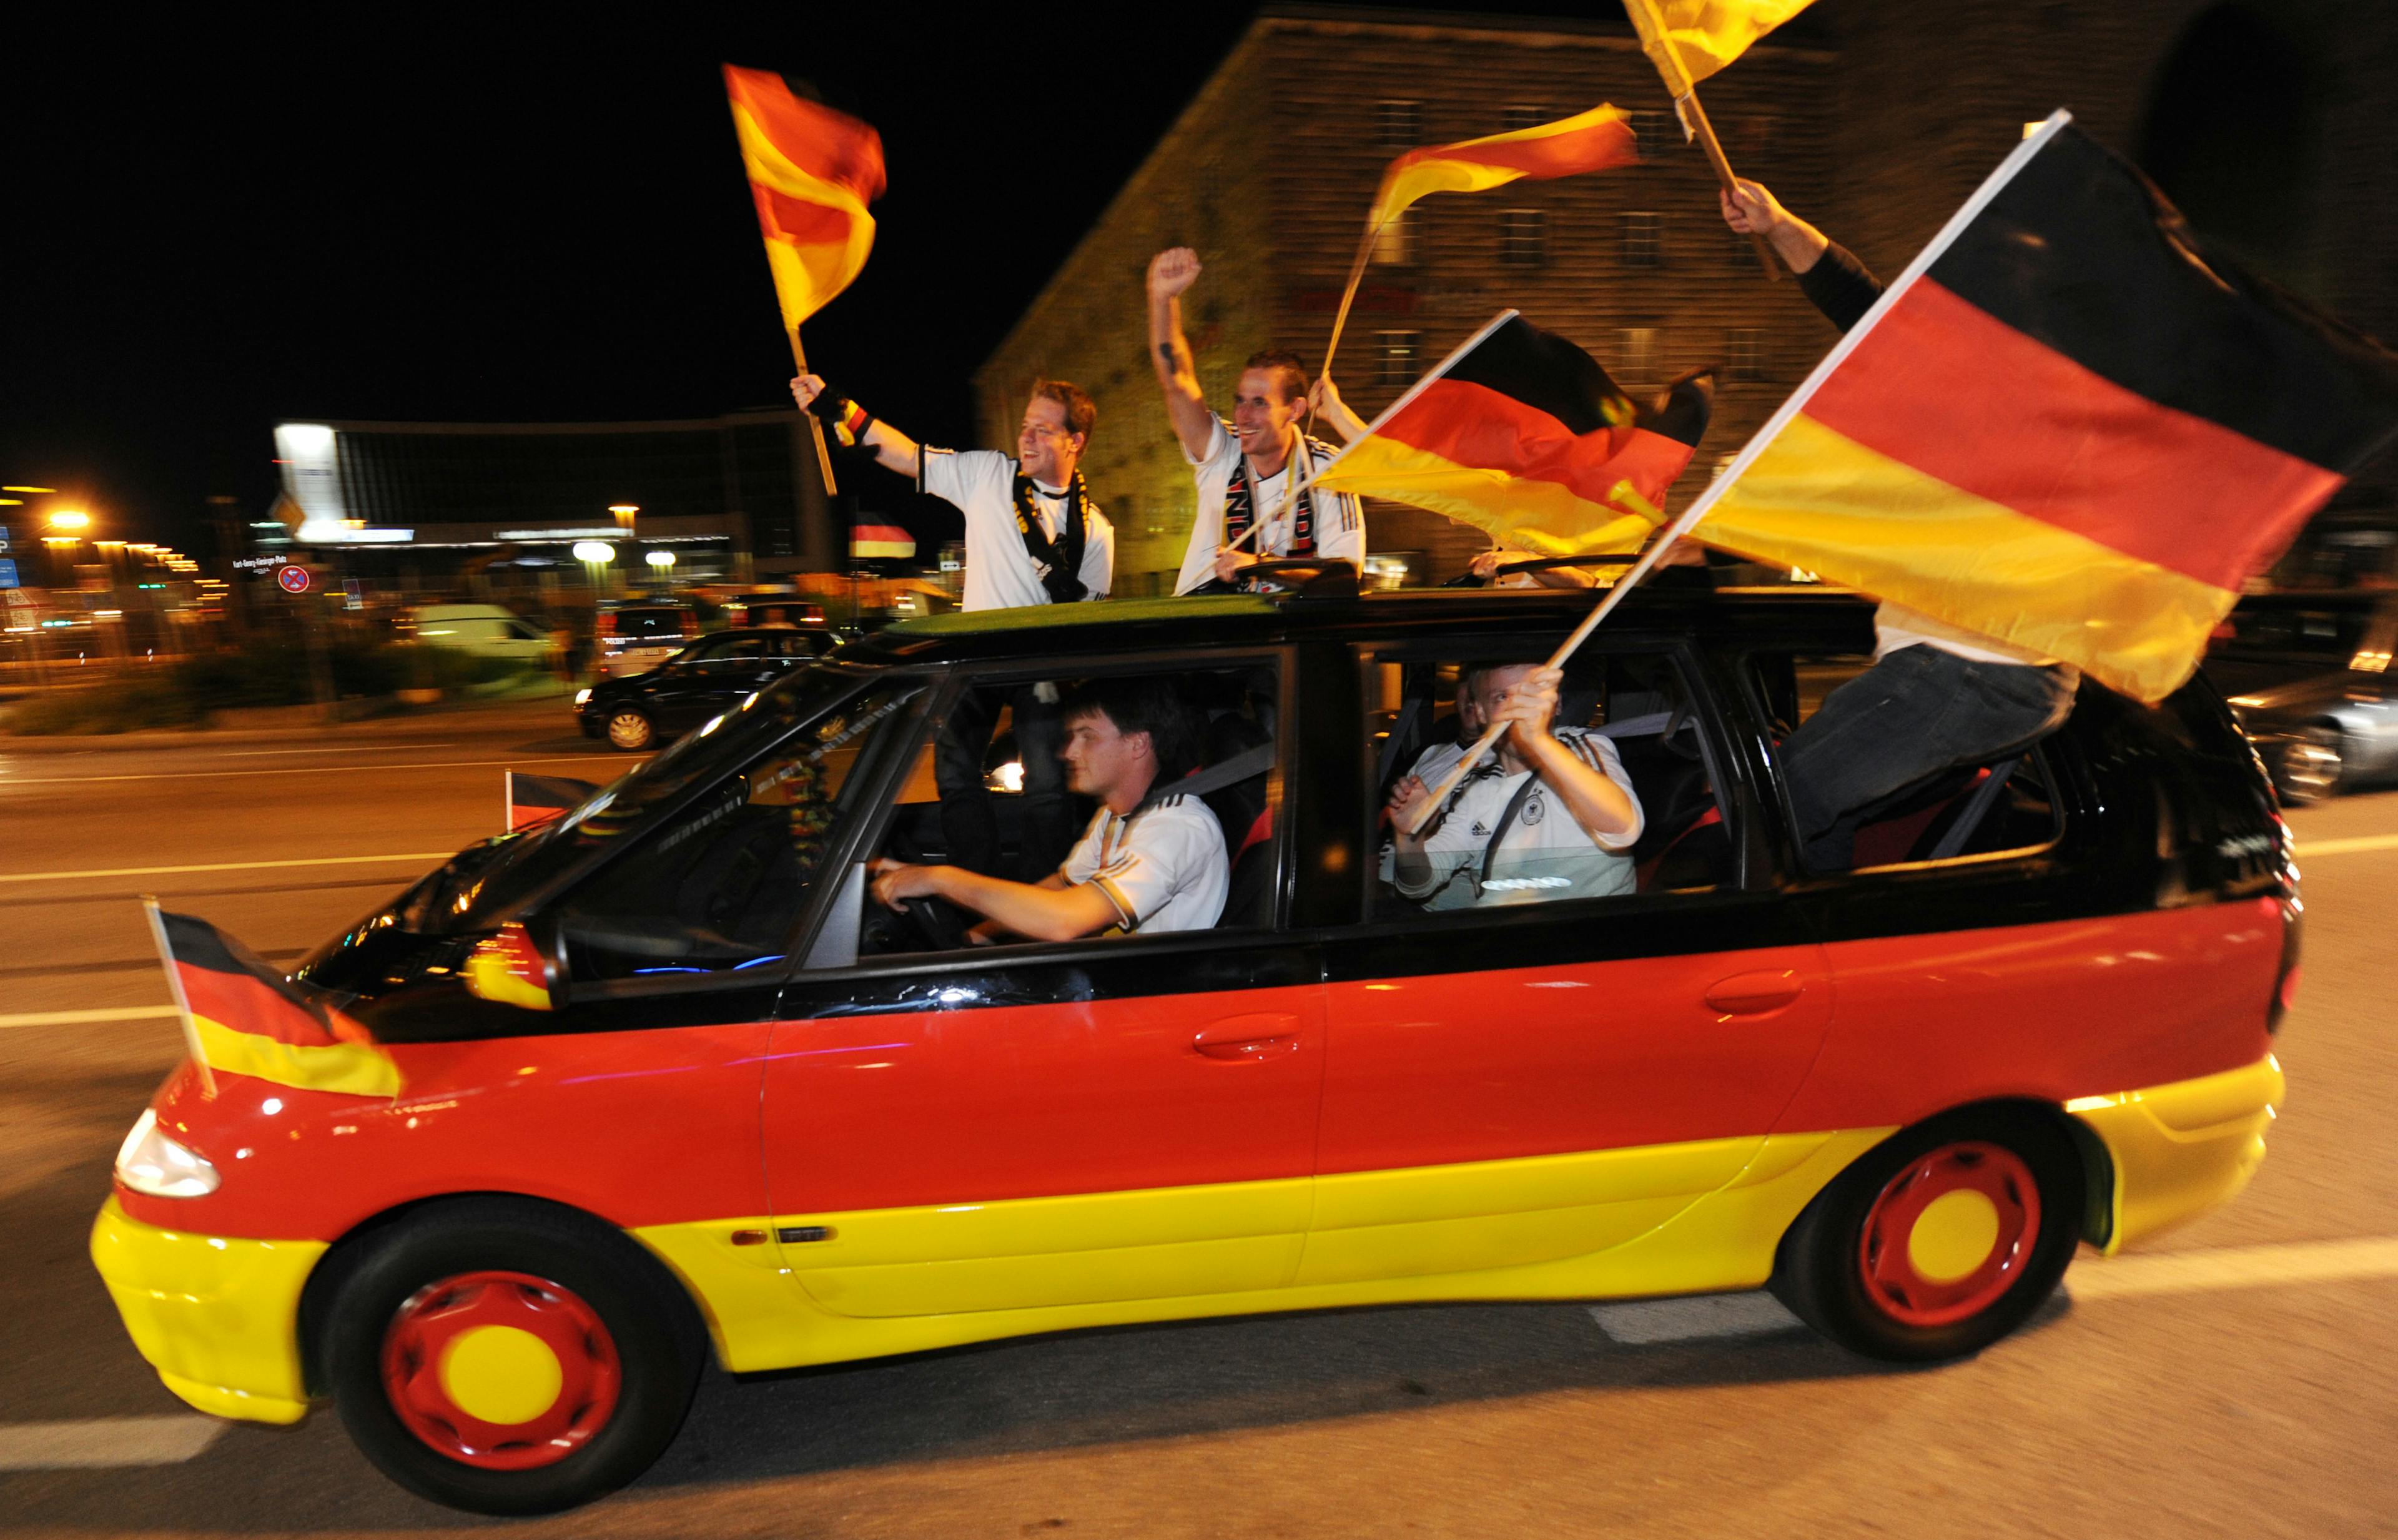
[380,1270,621,1471]
[1857,1141,2041,1328]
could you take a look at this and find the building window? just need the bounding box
[1378,100,1423,147]
[1376,330,1421,388]
[1727,328,1768,382]
[1372,204,1418,266]
[1500,209,1546,267]
[1622,210,1663,268]
[1504,104,1547,133]
[1626,109,1672,155]
[1619,327,1659,382]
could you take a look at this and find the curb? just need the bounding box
[0,695,578,754]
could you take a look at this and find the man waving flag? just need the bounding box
[1690,114,2398,703]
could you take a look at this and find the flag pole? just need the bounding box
[1404,112,2078,833]
[141,897,217,1099]
[1319,219,1384,388]
[1622,0,1780,284]
[787,328,840,497]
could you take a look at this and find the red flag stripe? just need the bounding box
[754,186,863,247]
[723,67,886,201]
[1389,121,1637,181]
[1376,379,1697,510]
[1805,278,2343,593]
[175,963,348,1050]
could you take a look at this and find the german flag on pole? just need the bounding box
[1690,114,2398,703]
[1366,106,1638,237]
[852,520,915,561]
[723,65,886,332]
[144,901,399,1099]
[1626,0,1815,92]
[1312,313,1715,558]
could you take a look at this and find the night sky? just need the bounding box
[2,3,1604,553]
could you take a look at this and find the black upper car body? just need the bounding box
[577,628,837,751]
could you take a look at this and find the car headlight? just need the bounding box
[574,688,592,706]
[114,1108,220,1198]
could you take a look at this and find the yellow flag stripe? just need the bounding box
[1314,438,1660,559]
[194,1015,401,1099]
[729,101,877,330]
[1695,413,2230,702]
[1639,0,1815,87]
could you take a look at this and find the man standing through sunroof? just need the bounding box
[1147,248,1364,595]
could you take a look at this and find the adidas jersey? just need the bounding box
[1060,793,1228,934]
[1379,728,1644,911]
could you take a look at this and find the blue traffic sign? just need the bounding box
[0,558,17,589]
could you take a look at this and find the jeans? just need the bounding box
[935,683,1075,882]
[1782,645,2079,872]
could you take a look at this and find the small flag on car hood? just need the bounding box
[143,901,399,1098]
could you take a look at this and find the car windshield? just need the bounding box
[611,610,688,640]
[402,662,887,931]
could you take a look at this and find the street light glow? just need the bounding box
[646,550,675,568]
[572,541,615,563]
[2,486,57,494]
[48,510,91,531]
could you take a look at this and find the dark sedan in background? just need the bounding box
[2209,590,2398,802]
[575,628,836,751]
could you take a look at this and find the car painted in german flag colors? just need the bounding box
[93,586,2297,1514]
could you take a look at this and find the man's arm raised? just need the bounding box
[869,859,1120,944]
[791,373,922,478]
[1146,248,1220,463]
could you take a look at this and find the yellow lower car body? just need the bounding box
[94,1053,2285,1423]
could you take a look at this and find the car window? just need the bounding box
[1363,642,1733,920]
[703,636,772,663]
[550,680,923,980]
[829,659,1281,964]
[1747,648,2065,871]
[611,609,688,640]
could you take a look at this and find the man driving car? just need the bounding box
[869,677,1228,941]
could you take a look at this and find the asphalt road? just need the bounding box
[3,703,2396,1538]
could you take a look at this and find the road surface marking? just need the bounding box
[205,741,459,757]
[1586,1238,2398,1343]
[0,1005,180,1030]
[2296,833,2398,857]
[2065,1236,2398,1300]
[0,1416,222,1471]
[0,754,627,786]
[1589,1294,1802,1344]
[0,852,455,885]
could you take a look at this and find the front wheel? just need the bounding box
[604,708,656,752]
[1770,1108,2081,1362]
[2277,725,2344,804]
[321,1199,703,1515]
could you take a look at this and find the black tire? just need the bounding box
[604,707,656,752]
[1770,1107,2081,1363]
[320,1198,704,1516]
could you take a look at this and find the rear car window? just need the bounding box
[611,609,689,640]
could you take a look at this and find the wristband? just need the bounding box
[834,409,876,449]
[804,384,853,425]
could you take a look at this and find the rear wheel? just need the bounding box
[322,1200,703,1515]
[605,708,656,752]
[1771,1108,2080,1361]
[2278,724,2344,804]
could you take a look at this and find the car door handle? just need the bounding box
[1192,1012,1303,1061]
[1702,970,1808,1017]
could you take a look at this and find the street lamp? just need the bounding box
[645,550,674,569]
[609,504,638,536]
[573,540,615,601]
[48,510,91,532]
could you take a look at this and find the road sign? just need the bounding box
[343,578,363,611]
[0,558,17,590]
[0,525,11,552]
[278,565,312,594]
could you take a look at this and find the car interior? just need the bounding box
[860,664,1280,955]
[1749,650,2066,869]
[1367,647,1734,918]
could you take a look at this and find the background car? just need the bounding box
[592,600,699,679]
[2210,590,2398,801]
[398,604,555,664]
[575,626,834,749]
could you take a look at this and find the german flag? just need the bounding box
[1312,313,1715,558]
[1367,106,1637,236]
[1625,0,1815,92]
[852,521,915,561]
[723,65,886,332]
[506,770,598,834]
[144,903,399,1098]
[1692,117,2398,703]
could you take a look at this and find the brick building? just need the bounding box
[976,1,2398,590]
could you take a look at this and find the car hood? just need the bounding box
[2227,669,2394,719]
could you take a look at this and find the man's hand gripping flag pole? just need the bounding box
[1622,0,1787,283]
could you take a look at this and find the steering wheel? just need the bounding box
[857,891,976,955]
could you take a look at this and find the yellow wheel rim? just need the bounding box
[437,1325,565,1426]
[1907,1188,2003,1283]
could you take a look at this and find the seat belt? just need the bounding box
[1135,743,1275,815]
[1476,775,1543,892]
[1928,756,2022,861]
